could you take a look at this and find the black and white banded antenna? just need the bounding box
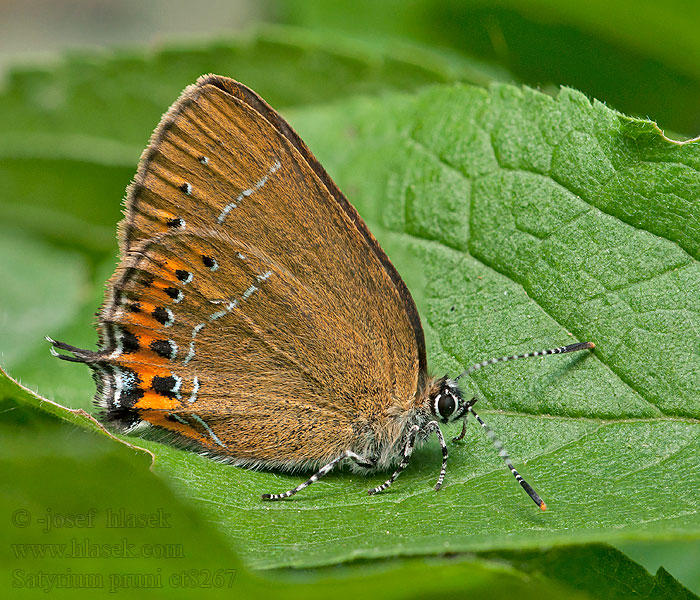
[454,341,595,511]
[455,341,595,383]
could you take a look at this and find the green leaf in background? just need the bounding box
[278,0,700,137]
[0,227,88,371]
[1,25,699,598]
[486,545,699,600]
[0,25,508,255]
[615,540,700,596]
[12,257,120,413]
[0,24,506,144]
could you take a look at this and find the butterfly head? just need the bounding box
[428,376,470,424]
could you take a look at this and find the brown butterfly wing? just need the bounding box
[93,75,426,467]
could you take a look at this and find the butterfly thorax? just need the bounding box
[342,374,440,471]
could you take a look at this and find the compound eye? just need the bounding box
[437,393,457,419]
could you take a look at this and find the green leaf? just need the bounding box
[613,540,700,597]
[2,371,695,599]
[0,228,88,371]
[9,258,118,413]
[1,374,241,600]
[486,545,700,600]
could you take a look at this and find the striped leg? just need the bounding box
[467,405,547,511]
[261,451,374,501]
[368,420,448,495]
[453,397,478,442]
[368,425,421,495]
[424,421,449,491]
[453,417,469,443]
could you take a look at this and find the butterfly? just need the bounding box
[49,75,594,508]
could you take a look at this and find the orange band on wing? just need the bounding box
[134,391,181,410]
